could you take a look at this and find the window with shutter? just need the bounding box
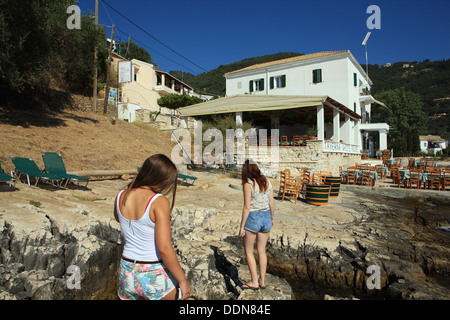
[252,79,264,91]
[313,69,322,83]
[271,75,286,89]
[354,73,357,87]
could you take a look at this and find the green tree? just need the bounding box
[373,87,427,156]
[0,0,107,93]
[157,94,202,110]
[121,41,154,64]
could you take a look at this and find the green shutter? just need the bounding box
[313,69,322,83]
[249,80,253,92]
[270,77,274,89]
[281,75,286,88]
[260,79,264,91]
[354,73,357,87]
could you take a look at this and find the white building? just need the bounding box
[224,50,389,153]
[420,135,447,155]
[111,54,196,127]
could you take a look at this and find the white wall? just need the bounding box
[118,103,142,122]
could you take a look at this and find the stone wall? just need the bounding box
[239,140,360,178]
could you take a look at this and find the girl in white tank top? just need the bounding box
[113,154,191,300]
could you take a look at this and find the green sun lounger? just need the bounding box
[11,157,63,188]
[0,161,15,189]
[41,152,89,188]
[178,173,197,186]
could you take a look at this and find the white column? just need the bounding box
[344,115,352,144]
[355,121,362,149]
[236,112,243,127]
[317,104,325,140]
[332,108,340,142]
[379,129,388,150]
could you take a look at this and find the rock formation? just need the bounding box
[1,175,449,300]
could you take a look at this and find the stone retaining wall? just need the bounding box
[238,140,360,178]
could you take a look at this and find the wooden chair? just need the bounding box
[360,169,372,186]
[442,172,450,191]
[299,169,310,198]
[429,173,441,191]
[320,171,332,177]
[301,135,309,146]
[346,168,357,185]
[311,173,324,184]
[409,170,421,189]
[293,135,302,146]
[278,170,288,199]
[408,158,415,169]
[375,165,383,180]
[280,136,289,146]
[361,150,368,160]
[281,177,301,203]
[391,167,406,188]
[269,136,278,146]
[426,159,435,169]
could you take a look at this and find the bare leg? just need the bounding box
[243,230,259,288]
[256,232,269,287]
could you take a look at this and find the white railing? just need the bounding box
[323,140,360,154]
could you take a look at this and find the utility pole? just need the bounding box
[103,24,115,115]
[93,0,99,113]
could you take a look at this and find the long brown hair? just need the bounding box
[121,154,178,211]
[241,160,268,192]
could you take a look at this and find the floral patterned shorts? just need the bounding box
[118,258,178,300]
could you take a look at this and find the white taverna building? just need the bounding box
[224,50,389,153]
[177,50,389,175]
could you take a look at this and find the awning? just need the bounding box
[177,94,362,119]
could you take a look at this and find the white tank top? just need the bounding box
[117,190,163,261]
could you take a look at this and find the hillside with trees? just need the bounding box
[170,52,303,97]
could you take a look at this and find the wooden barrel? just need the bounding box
[325,176,341,197]
[305,184,331,206]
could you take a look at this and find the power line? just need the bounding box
[97,2,200,75]
[114,25,201,76]
[100,0,209,74]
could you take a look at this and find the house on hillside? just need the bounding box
[420,135,447,155]
[110,53,197,128]
[224,50,389,155]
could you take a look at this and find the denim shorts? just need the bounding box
[244,210,272,233]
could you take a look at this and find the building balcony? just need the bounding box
[153,85,174,96]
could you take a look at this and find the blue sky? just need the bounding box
[77,0,450,75]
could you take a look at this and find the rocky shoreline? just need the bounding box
[1,171,449,300]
